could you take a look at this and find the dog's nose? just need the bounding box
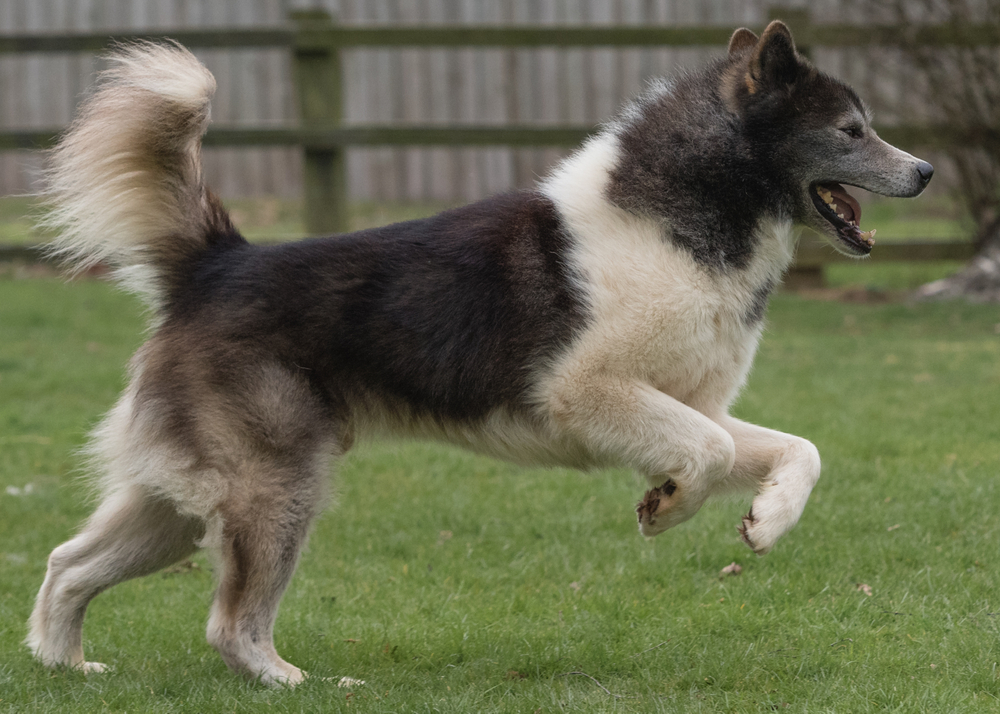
[916,161,934,184]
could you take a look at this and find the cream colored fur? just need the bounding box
[352,132,822,550]
[28,46,822,688]
[40,41,215,306]
[533,133,820,549]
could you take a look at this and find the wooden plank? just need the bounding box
[292,10,347,235]
[309,24,1000,48]
[1,22,998,55]
[0,28,294,53]
[0,124,993,151]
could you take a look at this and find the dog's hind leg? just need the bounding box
[204,459,327,688]
[714,416,822,555]
[27,486,205,672]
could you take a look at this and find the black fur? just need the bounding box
[164,191,586,424]
[605,39,868,272]
[743,278,775,326]
[606,62,786,270]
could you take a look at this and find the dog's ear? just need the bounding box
[746,20,799,91]
[727,28,758,57]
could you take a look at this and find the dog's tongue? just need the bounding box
[827,183,861,225]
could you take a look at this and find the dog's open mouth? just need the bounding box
[811,182,876,255]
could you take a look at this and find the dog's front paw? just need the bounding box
[737,501,790,555]
[737,509,769,555]
[636,479,678,536]
[77,661,110,674]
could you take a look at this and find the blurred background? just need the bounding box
[1,0,997,296]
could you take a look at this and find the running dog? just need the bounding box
[28,22,933,685]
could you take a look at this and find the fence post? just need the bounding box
[292,9,347,236]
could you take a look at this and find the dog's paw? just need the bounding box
[78,661,110,674]
[737,509,768,555]
[636,479,677,536]
[259,663,306,688]
[738,505,790,556]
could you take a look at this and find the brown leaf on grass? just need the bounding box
[505,670,526,680]
[857,583,873,596]
[162,559,201,575]
[720,562,743,577]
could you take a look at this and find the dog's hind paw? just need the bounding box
[78,661,110,674]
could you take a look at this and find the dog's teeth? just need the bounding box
[836,212,845,220]
[816,186,834,205]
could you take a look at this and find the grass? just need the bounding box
[1,263,999,712]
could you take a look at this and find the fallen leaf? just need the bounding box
[720,562,743,576]
[887,524,900,531]
[857,583,873,596]
[162,560,201,575]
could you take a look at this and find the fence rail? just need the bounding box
[4,124,995,153]
[0,7,987,279]
[3,22,1000,53]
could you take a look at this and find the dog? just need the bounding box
[27,22,932,686]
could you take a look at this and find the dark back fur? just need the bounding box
[162,191,586,424]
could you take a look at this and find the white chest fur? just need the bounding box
[540,134,797,418]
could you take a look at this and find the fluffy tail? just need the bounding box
[42,41,238,307]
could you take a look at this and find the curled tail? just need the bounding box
[42,41,239,308]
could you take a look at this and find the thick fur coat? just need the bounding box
[28,24,932,686]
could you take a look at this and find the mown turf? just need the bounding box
[1,274,998,713]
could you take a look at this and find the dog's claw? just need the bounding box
[738,510,761,552]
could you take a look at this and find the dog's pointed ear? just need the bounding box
[747,20,799,91]
[728,28,758,57]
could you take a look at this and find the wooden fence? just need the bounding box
[0,6,993,276]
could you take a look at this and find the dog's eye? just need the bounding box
[840,126,863,139]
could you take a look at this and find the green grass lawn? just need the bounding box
[1,272,999,713]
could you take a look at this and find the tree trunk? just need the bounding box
[915,218,1000,302]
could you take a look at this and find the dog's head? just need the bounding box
[725,21,934,256]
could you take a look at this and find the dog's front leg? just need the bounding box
[714,416,822,555]
[547,375,735,536]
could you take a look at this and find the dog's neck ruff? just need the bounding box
[540,133,798,286]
